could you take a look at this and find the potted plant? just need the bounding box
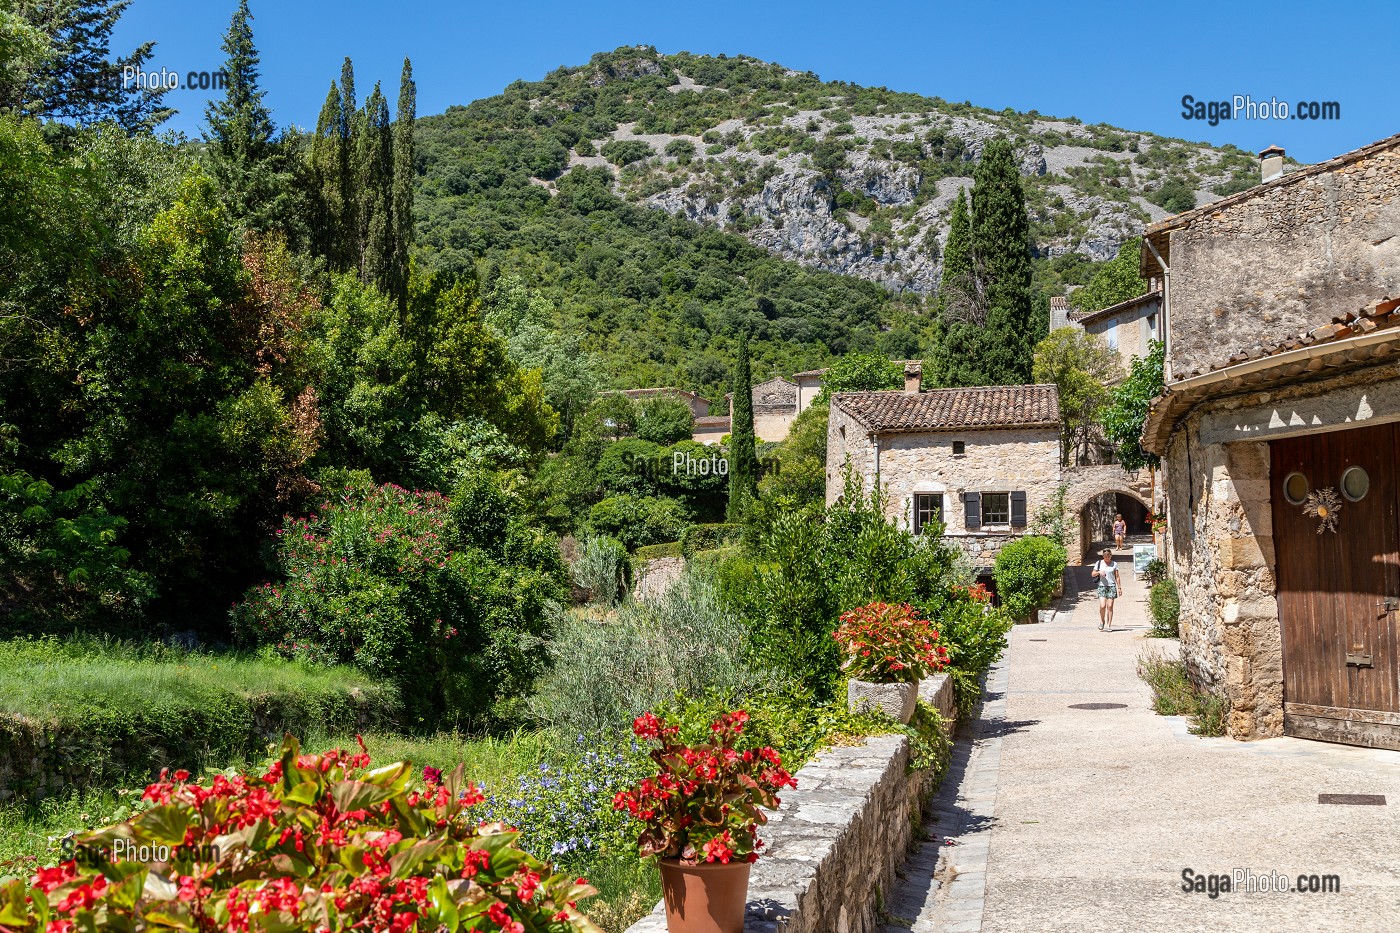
[835,601,950,723]
[613,710,796,933]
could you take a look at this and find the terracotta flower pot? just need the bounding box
[658,858,752,933]
[847,678,918,723]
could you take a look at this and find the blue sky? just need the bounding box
[114,0,1396,164]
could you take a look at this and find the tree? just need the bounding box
[1101,340,1165,471]
[390,58,415,311]
[820,352,903,398]
[203,0,297,235]
[356,82,393,292]
[971,137,1037,385]
[1070,237,1149,314]
[636,395,694,445]
[727,332,757,521]
[928,186,983,387]
[0,0,171,132]
[1032,328,1121,465]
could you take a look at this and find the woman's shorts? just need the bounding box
[1097,584,1118,600]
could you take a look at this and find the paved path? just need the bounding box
[886,549,1400,933]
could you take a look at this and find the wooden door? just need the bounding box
[1271,422,1400,748]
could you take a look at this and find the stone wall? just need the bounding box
[825,405,1060,564]
[1163,412,1283,740]
[626,675,956,933]
[632,556,685,602]
[1163,139,1400,377]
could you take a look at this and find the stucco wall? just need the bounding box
[1081,295,1161,370]
[826,404,1060,561]
[1165,142,1400,377]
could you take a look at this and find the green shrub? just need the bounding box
[587,493,690,549]
[231,482,566,728]
[921,587,1013,716]
[1148,578,1181,637]
[633,541,682,561]
[635,395,694,445]
[680,522,743,557]
[572,535,628,606]
[528,573,757,737]
[1142,557,1168,587]
[993,536,1067,620]
[664,138,696,164]
[601,139,655,166]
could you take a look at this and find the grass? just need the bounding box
[1136,652,1227,736]
[0,636,401,801]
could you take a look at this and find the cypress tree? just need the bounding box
[356,82,393,292]
[310,81,343,264]
[390,58,416,311]
[928,187,988,386]
[726,332,757,521]
[971,137,1036,384]
[337,58,359,271]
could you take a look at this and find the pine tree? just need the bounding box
[356,82,393,292]
[971,137,1036,384]
[390,58,416,311]
[727,332,758,521]
[1,0,171,132]
[204,0,284,231]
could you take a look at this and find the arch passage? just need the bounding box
[1062,466,1154,564]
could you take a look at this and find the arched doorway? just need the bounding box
[1081,492,1150,552]
[1062,465,1156,564]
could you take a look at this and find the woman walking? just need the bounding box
[1092,547,1121,631]
[1112,513,1127,551]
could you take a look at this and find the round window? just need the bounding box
[1341,466,1370,502]
[1282,472,1309,505]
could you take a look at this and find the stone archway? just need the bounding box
[1062,465,1155,564]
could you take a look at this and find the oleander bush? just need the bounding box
[230,480,566,729]
[993,535,1067,621]
[919,585,1013,715]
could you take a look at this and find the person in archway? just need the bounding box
[1112,513,1127,551]
[1092,547,1121,631]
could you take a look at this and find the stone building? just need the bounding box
[826,380,1061,567]
[1141,134,1400,749]
[1071,290,1163,372]
[602,386,712,418]
[725,376,800,442]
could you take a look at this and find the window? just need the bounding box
[952,440,965,455]
[1146,313,1158,334]
[982,492,1011,525]
[913,493,943,535]
[1282,472,1309,505]
[1341,466,1370,502]
[1105,325,1119,350]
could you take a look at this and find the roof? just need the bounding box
[694,416,732,430]
[833,385,1060,434]
[1070,291,1161,326]
[1142,296,1400,453]
[1141,131,1400,277]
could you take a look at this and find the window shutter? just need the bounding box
[965,492,981,530]
[1010,491,1027,527]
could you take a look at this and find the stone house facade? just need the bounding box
[604,386,711,418]
[1141,133,1400,749]
[1072,290,1163,372]
[826,382,1061,567]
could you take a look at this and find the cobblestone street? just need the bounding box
[886,550,1400,933]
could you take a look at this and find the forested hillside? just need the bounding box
[412,46,1256,396]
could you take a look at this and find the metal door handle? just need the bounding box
[1377,597,1399,611]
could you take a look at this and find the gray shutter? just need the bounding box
[964,492,981,530]
[1010,491,1027,527]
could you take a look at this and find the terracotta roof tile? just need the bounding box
[833,385,1060,433]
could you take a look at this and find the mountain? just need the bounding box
[412,47,1258,396]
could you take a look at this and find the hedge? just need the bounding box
[633,541,683,561]
[680,522,744,558]
[0,639,401,803]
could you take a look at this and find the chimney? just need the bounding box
[1259,145,1285,183]
[903,361,922,395]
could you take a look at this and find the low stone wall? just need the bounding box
[626,674,955,933]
